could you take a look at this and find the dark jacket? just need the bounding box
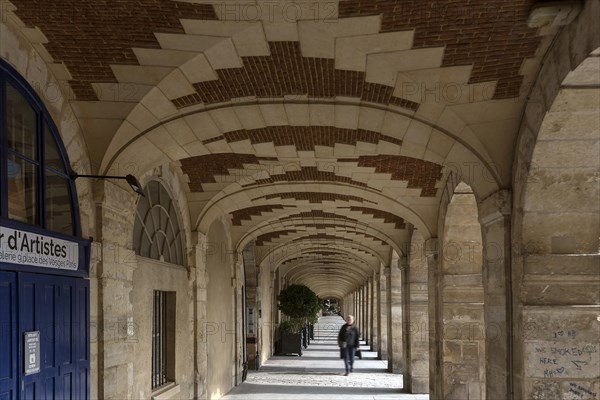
[337,324,360,348]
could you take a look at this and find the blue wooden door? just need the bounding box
[18,274,89,400]
[0,272,18,400]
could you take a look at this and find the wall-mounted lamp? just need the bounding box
[70,172,145,197]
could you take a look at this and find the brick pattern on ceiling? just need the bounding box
[280,245,374,260]
[13,2,541,102]
[281,252,353,265]
[256,230,298,246]
[204,126,403,151]
[303,225,388,245]
[253,192,375,204]
[292,234,366,245]
[339,206,406,229]
[246,166,369,188]
[282,249,356,265]
[256,225,387,246]
[340,155,443,196]
[172,41,419,110]
[180,154,442,196]
[338,0,540,98]
[234,210,356,228]
[12,0,217,100]
[231,205,292,226]
[180,154,276,192]
[281,211,359,223]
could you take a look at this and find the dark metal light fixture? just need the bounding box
[70,172,145,196]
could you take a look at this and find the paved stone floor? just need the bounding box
[222,316,429,400]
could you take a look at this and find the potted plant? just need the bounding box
[277,284,321,356]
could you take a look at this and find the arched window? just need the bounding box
[0,61,78,236]
[133,181,185,265]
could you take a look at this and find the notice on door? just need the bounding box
[24,331,40,375]
[0,226,79,270]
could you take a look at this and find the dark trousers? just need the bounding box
[343,347,356,372]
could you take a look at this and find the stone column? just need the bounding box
[355,290,359,321]
[233,253,244,385]
[358,287,363,339]
[370,275,378,351]
[95,181,138,400]
[479,190,512,400]
[364,283,369,344]
[426,238,442,398]
[379,267,389,360]
[406,232,430,393]
[400,256,410,390]
[387,258,404,373]
[193,232,209,400]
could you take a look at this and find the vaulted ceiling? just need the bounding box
[8,0,566,298]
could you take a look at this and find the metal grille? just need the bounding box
[152,290,168,390]
[133,181,185,265]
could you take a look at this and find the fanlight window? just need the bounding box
[133,181,184,265]
[1,61,77,236]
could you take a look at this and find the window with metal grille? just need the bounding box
[152,290,175,391]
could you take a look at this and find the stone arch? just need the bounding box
[512,1,600,398]
[521,54,599,255]
[201,182,432,240]
[101,101,501,199]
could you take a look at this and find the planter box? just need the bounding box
[280,332,303,356]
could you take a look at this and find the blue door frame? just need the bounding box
[0,271,18,400]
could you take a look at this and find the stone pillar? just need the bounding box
[387,258,404,373]
[439,187,487,400]
[406,232,430,393]
[353,290,357,323]
[364,283,369,344]
[361,286,365,340]
[241,244,259,370]
[400,256,410,390]
[95,181,138,400]
[355,287,362,330]
[426,238,442,398]
[370,275,378,351]
[479,190,512,400]
[233,253,244,385]
[193,232,209,400]
[379,267,389,360]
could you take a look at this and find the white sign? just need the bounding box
[24,331,40,375]
[0,226,79,271]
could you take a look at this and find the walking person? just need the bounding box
[338,315,360,376]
